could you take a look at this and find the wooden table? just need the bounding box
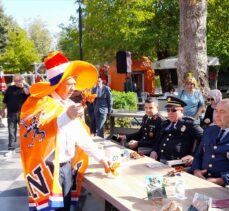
[84,139,229,211]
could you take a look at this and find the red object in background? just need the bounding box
[0,71,7,92]
[35,75,43,82]
[100,65,108,85]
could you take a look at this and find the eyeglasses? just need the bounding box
[166,108,178,113]
[207,98,214,101]
[14,79,23,82]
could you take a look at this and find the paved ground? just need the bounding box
[0,118,104,211]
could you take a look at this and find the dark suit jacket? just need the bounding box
[91,85,112,114]
[191,125,229,185]
[126,113,165,148]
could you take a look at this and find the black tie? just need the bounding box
[216,129,225,144]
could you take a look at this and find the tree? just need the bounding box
[57,17,80,61]
[57,0,179,65]
[0,27,40,73]
[0,2,17,52]
[177,0,209,95]
[26,18,53,57]
[207,0,229,71]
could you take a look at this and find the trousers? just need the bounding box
[7,113,20,150]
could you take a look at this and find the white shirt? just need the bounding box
[51,92,103,163]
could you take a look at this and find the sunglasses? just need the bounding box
[166,108,178,113]
[207,98,214,101]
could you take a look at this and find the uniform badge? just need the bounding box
[180,125,186,132]
[227,152,229,159]
[149,132,154,137]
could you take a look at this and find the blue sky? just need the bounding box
[1,0,77,35]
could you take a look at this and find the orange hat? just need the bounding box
[30,51,98,98]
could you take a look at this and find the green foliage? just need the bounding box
[111,90,138,128]
[57,0,228,73]
[57,0,179,63]
[57,17,81,60]
[0,27,40,73]
[26,18,53,57]
[112,90,137,111]
[0,92,4,109]
[207,0,229,71]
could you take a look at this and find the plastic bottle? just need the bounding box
[174,173,186,199]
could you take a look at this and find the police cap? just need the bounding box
[165,96,187,108]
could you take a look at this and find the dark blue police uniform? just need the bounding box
[126,113,165,150]
[155,117,203,161]
[191,125,229,185]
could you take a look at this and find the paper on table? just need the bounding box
[212,199,229,208]
[145,163,166,169]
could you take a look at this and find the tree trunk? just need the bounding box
[177,0,209,96]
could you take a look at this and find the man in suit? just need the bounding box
[191,99,229,186]
[119,97,165,155]
[91,77,112,137]
[150,96,203,166]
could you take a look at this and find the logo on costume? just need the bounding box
[180,125,186,132]
[227,152,229,159]
[20,112,46,148]
[149,132,154,137]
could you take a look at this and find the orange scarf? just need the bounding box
[20,96,88,210]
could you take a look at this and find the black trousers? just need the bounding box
[7,113,19,150]
[56,162,72,211]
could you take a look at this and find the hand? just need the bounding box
[127,140,138,149]
[150,151,158,160]
[207,177,225,186]
[100,159,111,173]
[181,155,193,166]
[118,134,126,141]
[66,103,84,120]
[193,169,207,179]
[117,134,126,146]
[204,118,211,124]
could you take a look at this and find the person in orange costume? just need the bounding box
[20,51,110,211]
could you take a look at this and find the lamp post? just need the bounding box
[75,0,83,60]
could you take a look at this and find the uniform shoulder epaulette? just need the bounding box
[182,116,195,123]
[162,119,170,126]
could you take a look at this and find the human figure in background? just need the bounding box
[202,89,222,128]
[150,96,203,167]
[3,74,30,157]
[118,97,166,155]
[177,76,205,121]
[191,99,229,186]
[164,84,178,98]
[91,77,112,137]
[123,73,137,93]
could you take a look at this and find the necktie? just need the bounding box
[216,129,225,144]
[166,122,175,131]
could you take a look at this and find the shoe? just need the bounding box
[4,150,16,157]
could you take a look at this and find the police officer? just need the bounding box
[191,99,229,186]
[119,97,166,155]
[150,96,203,165]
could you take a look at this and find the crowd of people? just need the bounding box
[118,87,229,187]
[1,51,228,210]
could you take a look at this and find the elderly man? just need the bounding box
[119,97,165,155]
[20,52,110,211]
[150,96,203,166]
[191,99,229,186]
[3,74,30,157]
